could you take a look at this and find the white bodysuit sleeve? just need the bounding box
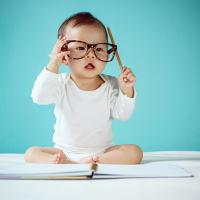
[31,68,65,105]
[109,76,137,121]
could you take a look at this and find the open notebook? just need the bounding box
[0,163,193,180]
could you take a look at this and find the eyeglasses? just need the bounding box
[61,40,117,62]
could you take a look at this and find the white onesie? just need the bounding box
[31,68,136,161]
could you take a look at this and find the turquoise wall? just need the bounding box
[0,0,200,153]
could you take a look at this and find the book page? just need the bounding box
[94,163,193,178]
[0,163,92,178]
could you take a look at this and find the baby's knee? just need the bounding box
[123,144,143,164]
[24,146,40,162]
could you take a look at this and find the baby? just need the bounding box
[25,12,143,165]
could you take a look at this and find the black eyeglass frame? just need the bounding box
[61,40,117,62]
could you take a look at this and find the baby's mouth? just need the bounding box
[84,63,95,70]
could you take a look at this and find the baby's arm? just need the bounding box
[110,67,137,120]
[31,36,69,105]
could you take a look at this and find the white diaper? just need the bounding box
[63,152,103,161]
[54,144,108,162]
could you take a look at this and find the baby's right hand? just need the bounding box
[48,36,70,67]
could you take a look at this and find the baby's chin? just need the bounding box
[82,71,101,79]
[70,70,99,79]
[72,66,104,77]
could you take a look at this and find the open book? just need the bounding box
[0,163,193,180]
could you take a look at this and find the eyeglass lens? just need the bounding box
[66,41,115,62]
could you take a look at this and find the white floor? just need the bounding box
[1,151,200,200]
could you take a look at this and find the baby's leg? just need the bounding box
[24,146,77,164]
[97,144,143,164]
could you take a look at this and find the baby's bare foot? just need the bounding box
[54,152,77,164]
[78,155,99,164]
[39,153,58,164]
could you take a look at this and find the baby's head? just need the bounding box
[58,12,108,43]
[57,12,116,79]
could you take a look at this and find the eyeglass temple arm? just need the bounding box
[107,27,124,72]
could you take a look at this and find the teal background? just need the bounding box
[0,0,200,153]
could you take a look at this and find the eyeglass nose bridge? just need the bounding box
[85,44,97,56]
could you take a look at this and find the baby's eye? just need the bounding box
[76,46,86,51]
[96,47,104,52]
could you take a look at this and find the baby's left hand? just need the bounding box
[118,67,136,97]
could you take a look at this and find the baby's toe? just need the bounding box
[92,155,99,163]
[54,152,61,164]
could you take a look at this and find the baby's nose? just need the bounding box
[86,48,95,59]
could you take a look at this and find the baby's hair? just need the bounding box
[58,12,108,42]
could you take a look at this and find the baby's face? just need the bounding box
[63,25,107,79]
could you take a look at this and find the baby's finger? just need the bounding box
[58,35,66,41]
[124,68,136,79]
[51,39,64,53]
[58,51,70,58]
[58,41,67,51]
[127,72,136,80]
[121,68,130,82]
[55,36,66,48]
[118,73,127,83]
[123,67,131,75]
[127,75,136,83]
[57,37,67,47]
[51,39,67,55]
